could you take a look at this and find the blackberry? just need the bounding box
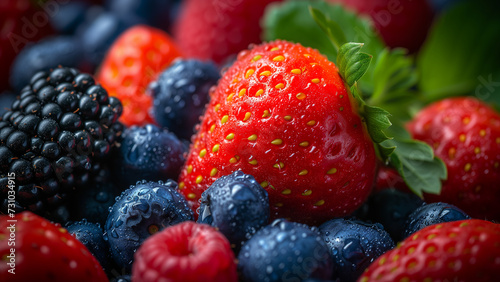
[0,67,123,216]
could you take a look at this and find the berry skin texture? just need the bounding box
[150,59,221,140]
[0,67,123,216]
[132,221,237,282]
[238,219,334,282]
[111,124,186,188]
[197,170,270,250]
[104,180,193,271]
[403,202,470,239]
[407,97,500,220]
[319,218,395,282]
[359,219,500,282]
[66,220,111,271]
[174,0,282,64]
[0,212,107,282]
[97,25,182,126]
[178,40,377,224]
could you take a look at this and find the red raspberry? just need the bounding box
[132,221,237,282]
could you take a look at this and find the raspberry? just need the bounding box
[132,221,237,282]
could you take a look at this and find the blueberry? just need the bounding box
[66,220,110,270]
[110,275,131,282]
[403,202,470,238]
[150,59,220,140]
[50,1,89,35]
[69,168,120,226]
[105,0,177,31]
[197,171,269,251]
[104,180,193,271]
[10,37,84,92]
[319,218,395,282]
[111,124,186,188]
[238,219,333,282]
[354,189,424,242]
[77,10,143,69]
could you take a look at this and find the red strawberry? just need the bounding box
[359,219,500,281]
[0,0,53,91]
[177,40,377,224]
[407,97,500,220]
[132,221,237,282]
[97,25,182,126]
[0,212,107,282]
[328,0,434,53]
[174,0,281,64]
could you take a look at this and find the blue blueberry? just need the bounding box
[319,218,395,282]
[403,202,470,238]
[66,220,110,270]
[238,219,333,282]
[50,1,90,35]
[111,124,186,188]
[0,92,17,116]
[104,180,193,271]
[69,167,121,226]
[9,36,84,92]
[197,171,269,251]
[355,189,424,242]
[105,0,177,31]
[150,59,220,140]
[77,10,143,69]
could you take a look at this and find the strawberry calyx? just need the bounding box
[309,6,446,197]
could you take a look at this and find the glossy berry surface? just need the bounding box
[97,25,182,126]
[10,36,85,92]
[178,40,377,224]
[197,170,269,250]
[104,180,193,271]
[132,221,237,282]
[150,59,220,140]
[319,218,395,281]
[111,124,186,187]
[360,219,500,282]
[403,202,470,238]
[0,67,123,217]
[238,219,333,282]
[356,189,424,242]
[0,212,107,282]
[66,220,110,271]
[408,97,500,220]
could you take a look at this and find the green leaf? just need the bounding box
[417,0,500,101]
[382,137,447,197]
[262,0,385,93]
[362,105,392,144]
[337,43,372,87]
[308,6,347,50]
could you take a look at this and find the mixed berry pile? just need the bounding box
[1,0,499,282]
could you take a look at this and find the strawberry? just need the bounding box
[359,219,500,281]
[177,40,377,224]
[407,97,500,220]
[0,0,53,91]
[374,165,410,193]
[96,25,182,126]
[0,212,107,282]
[173,0,281,64]
[328,0,434,53]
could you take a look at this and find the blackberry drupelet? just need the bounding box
[0,67,123,217]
